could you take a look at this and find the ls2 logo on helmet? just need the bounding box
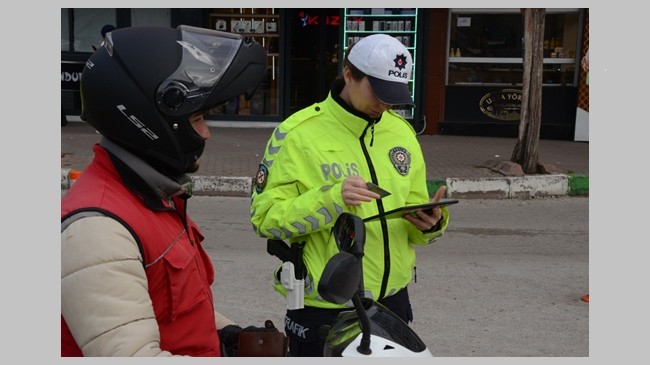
[117,105,159,141]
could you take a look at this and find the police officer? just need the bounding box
[250,34,450,356]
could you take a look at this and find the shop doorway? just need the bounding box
[285,9,342,115]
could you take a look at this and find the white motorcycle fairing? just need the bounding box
[341,334,433,357]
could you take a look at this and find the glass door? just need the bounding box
[285,8,343,115]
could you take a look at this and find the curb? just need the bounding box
[446,174,569,199]
[62,168,588,198]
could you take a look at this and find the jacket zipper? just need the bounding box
[360,121,391,300]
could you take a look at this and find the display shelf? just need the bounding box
[447,61,576,86]
[446,9,582,88]
[207,9,280,117]
[210,13,278,18]
[343,8,418,120]
[209,13,279,37]
[449,57,575,64]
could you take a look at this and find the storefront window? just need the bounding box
[72,8,116,53]
[447,9,581,86]
[62,9,171,53]
[61,9,70,51]
[130,8,171,27]
[207,8,280,118]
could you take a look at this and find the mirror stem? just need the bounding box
[352,295,372,355]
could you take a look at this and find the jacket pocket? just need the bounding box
[159,240,208,322]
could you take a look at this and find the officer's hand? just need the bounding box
[403,186,446,232]
[341,176,380,206]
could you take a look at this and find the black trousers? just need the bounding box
[284,287,413,357]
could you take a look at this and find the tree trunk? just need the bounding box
[511,8,545,174]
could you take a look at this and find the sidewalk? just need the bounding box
[61,121,589,198]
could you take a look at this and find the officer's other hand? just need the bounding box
[403,186,446,231]
[341,176,380,206]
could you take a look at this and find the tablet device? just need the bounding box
[363,199,459,222]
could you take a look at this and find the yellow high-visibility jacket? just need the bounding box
[250,84,449,309]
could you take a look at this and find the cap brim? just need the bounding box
[368,76,415,106]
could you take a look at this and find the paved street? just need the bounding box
[188,195,589,357]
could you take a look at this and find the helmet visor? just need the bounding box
[156,25,244,116]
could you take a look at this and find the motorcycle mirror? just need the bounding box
[318,252,361,304]
[333,213,366,256]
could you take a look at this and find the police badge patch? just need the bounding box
[389,147,411,176]
[254,164,269,193]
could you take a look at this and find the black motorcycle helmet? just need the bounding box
[80,25,266,174]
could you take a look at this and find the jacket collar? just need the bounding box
[99,138,191,204]
[327,78,381,138]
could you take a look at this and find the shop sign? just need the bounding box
[298,11,340,27]
[61,61,86,91]
[479,88,522,121]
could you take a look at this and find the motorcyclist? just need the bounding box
[61,25,277,356]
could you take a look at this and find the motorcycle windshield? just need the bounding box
[324,299,428,356]
[365,301,428,353]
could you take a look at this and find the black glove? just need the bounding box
[218,325,243,357]
[218,320,280,357]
